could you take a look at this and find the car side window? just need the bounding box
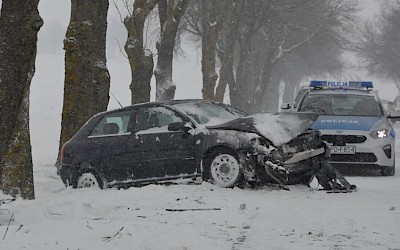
[89,110,132,137]
[134,106,183,133]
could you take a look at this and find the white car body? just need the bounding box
[294,81,395,175]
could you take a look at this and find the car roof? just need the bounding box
[104,99,219,114]
[75,100,232,138]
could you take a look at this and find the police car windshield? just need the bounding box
[298,94,383,117]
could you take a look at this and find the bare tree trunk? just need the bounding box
[214,66,228,102]
[262,74,281,112]
[155,0,189,101]
[232,1,267,112]
[234,39,251,111]
[56,0,110,170]
[255,47,275,113]
[0,0,43,199]
[124,0,158,104]
[282,73,301,104]
[200,0,218,100]
[215,0,243,103]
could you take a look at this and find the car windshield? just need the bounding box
[298,93,383,117]
[173,102,244,126]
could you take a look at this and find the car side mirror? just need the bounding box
[168,122,191,132]
[280,103,291,110]
[388,110,400,122]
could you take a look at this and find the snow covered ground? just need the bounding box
[1,123,400,249]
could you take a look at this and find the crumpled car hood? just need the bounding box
[208,112,319,146]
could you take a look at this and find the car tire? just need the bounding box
[203,149,245,188]
[381,166,395,176]
[73,168,106,189]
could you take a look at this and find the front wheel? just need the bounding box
[203,149,244,188]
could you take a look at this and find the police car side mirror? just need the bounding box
[281,103,291,110]
[388,110,400,122]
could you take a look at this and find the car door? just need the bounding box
[85,110,134,182]
[126,105,198,180]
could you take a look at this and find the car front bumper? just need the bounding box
[320,129,395,171]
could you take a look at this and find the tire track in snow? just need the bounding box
[231,204,259,250]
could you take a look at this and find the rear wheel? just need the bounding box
[74,168,105,189]
[203,149,244,188]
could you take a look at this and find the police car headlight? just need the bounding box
[370,128,390,139]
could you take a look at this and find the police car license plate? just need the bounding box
[330,145,356,154]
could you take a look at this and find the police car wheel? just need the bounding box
[381,166,395,176]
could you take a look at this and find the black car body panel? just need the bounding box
[60,100,353,190]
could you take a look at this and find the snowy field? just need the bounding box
[1,126,399,250]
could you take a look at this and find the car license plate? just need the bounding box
[330,145,356,154]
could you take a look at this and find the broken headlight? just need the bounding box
[251,137,275,155]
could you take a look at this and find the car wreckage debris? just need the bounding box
[315,161,357,192]
[264,157,357,193]
[166,208,221,212]
[0,198,16,206]
[284,147,325,164]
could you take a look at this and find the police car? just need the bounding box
[290,80,397,176]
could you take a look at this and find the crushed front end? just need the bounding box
[249,129,355,191]
[207,112,356,191]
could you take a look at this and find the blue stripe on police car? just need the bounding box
[311,116,381,131]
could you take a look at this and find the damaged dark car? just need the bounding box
[60,100,354,191]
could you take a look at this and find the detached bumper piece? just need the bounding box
[263,147,357,193]
[284,147,325,164]
[316,161,357,193]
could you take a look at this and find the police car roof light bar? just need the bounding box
[310,80,373,90]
